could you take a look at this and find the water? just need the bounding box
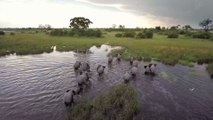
[0,45,213,120]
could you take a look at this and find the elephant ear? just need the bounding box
[80,71,83,75]
[66,90,70,92]
[97,65,101,71]
[72,90,76,95]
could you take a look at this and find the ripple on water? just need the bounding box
[0,44,213,120]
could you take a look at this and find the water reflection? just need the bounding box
[0,45,213,120]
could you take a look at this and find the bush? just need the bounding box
[10,32,15,35]
[145,30,153,38]
[0,31,5,35]
[50,29,65,36]
[68,30,75,36]
[136,32,146,38]
[75,29,102,37]
[179,30,186,35]
[192,32,212,39]
[185,31,193,37]
[50,29,102,37]
[68,84,139,120]
[168,33,179,38]
[123,31,136,38]
[137,31,153,39]
[84,29,102,37]
[115,33,123,37]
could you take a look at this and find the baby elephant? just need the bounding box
[79,62,90,72]
[132,60,139,67]
[131,66,138,77]
[144,65,150,75]
[63,90,76,107]
[108,55,113,64]
[144,64,157,75]
[123,72,131,83]
[149,64,157,75]
[130,57,134,65]
[77,72,90,88]
[117,54,121,61]
[74,61,81,70]
[97,65,106,76]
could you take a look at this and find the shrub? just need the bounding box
[192,32,212,39]
[86,29,102,37]
[137,31,153,39]
[68,30,75,36]
[136,32,146,38]
[50,29,65,36]
[123,31,136,38]
[50,29,102,37]
[68,84,139,120]
[0,31,5,35]
[144,30,153,38]
[10,32,15,35]
[78,29,102,37]
[185,31,193,37]
[179,30,186,35]
[115,33,123,37]
[168,33,179,38]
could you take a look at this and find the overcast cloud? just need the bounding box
[86,0,213,27]
[0,0,212,28]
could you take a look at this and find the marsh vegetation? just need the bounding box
[0,28,213,76]
[67,84,138,120]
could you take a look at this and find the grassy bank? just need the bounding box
[0,32,213,67]
[67,84,139,120]
[0,32,105,56]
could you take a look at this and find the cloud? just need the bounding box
[86,0,213,27]
[0,0,170,28]
[1,0,211,28]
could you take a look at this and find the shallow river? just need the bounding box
[0,45,213,120]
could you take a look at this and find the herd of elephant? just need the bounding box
[63,53,157,107]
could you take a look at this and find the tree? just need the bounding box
[69,17,93,30]
[199,18,213,32]
[155,26,161,30]
[44,24,51,30]
[182,25,192,30]
[170,26,177,30]
[38,24,45,29]
[176,25,181,29]
[38,24,51,30]
[112,24,116,29]
[118,25,125,29]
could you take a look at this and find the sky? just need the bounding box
[0,0,212,28]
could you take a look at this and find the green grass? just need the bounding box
[0,31,213,67]
[179,60,194,67]
[207,63,213,78]
[67,84,139,120]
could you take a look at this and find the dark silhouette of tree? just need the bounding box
[183,25,192,30]
[118,25,125,29]
[69,17,93,30]
[170,26,177,30]
[155,26,161,30]
[199,18,212,32]
[44,24,51,30]
[38,24,51,30]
